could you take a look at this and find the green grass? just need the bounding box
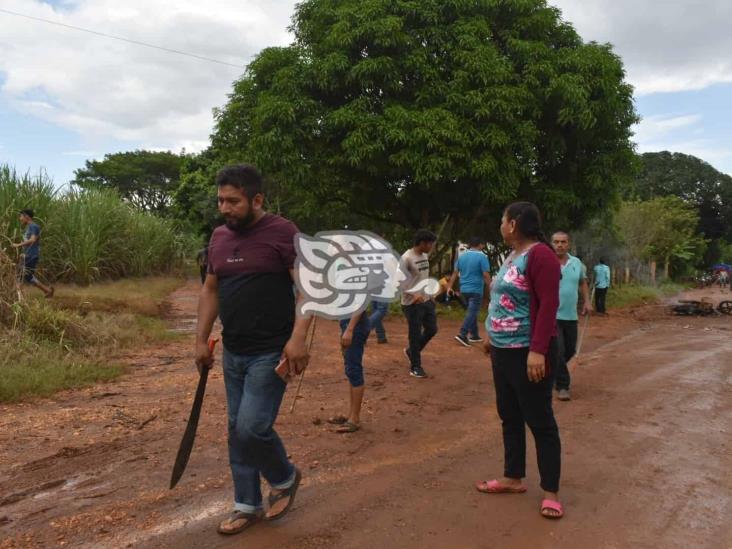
[42,276,183,316]
[0,276,186,403]
[606,283,687,309]
[0,336,123,402]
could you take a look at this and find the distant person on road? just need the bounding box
[401,229,438,379]
[328,309,370,433]
[447,236,491,346]
[12,209,54,298]
[718,270,729,290]
[551,232,591,402]
[196,244,208,285]
[593,259,611,314]
[195,164,311,536]
[368,300,389,344]
[477,201,564,520]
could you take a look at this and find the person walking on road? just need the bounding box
[593,259,611,314]
[12,209,54,298]
[368,300,389,343]
[195,164,311,536]
[476,201,564,520]
[329,309,370,433]
[401,230,438,379]
[447,236,491,346]
[551,232,591,402]
[196,243,209,285]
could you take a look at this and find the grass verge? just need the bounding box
[606,283,687,309]
[0,276,186,403]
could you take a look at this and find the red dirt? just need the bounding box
[0,283,730,548]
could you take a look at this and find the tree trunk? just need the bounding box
[664,257,670,280]
[625,264,630,284]
[650,260,657,286]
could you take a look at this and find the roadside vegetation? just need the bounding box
[0,271,185,403]
[0,165,193,284]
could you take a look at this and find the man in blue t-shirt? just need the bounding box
[552,232,591,401]
[12,209,54,297]
[593,259,611,314]
[447,236,491,346]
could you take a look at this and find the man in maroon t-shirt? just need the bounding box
[195,164,311,535]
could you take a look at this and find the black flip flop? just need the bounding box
[265,468,302,521]
[335,421,360,433]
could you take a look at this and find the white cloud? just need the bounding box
[551,0,732,95]
[0,0,296,151]
[1,0,731,159]
[61,150,97,156]
[633,114,702,144]
[633,114,732,168]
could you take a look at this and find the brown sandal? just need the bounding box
[217,510,262,535]
[265,468,302,521]
[327,415,348,425]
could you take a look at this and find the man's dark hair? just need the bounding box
[20,208,34,219]
[599,257,607,264]
[414,229,437,246]
[468,236,483,248]
[215,164,263,199]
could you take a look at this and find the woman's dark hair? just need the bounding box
[20,208,34,219]
[215,164,263,200]
[413,229,437,246]
[504,202,549,245]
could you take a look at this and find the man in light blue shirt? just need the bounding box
[593,259,611,314]
[447,236,491,346]
[552,232,591,401]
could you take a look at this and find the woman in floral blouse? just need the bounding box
[476,202,564,519]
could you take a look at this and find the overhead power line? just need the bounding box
[0,7,245,69]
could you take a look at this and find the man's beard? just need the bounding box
[225,211,256,231]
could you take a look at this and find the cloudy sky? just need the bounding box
[1,0,730,185]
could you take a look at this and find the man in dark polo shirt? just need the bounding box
[195,164,311,536]
[12,208,54,298]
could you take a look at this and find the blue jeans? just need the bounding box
[222,348,296,513]
[369,301,389,341]
[339,315,370,387]
[23,256,39,284]
[459,292,482,339]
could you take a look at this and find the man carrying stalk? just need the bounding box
[551,231,591,401]
[12,209,54,298]
[195,164,311,536]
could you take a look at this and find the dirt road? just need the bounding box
[1,284,730,549]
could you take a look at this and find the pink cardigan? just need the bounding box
[526,243,561,358]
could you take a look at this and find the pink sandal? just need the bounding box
[540,499,564,519]
[475,479,528,494]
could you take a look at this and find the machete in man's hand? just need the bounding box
[170,337,218,489]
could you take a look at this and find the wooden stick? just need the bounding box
[289,316,317,413]
[570,285,595,372]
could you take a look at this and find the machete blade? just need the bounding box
[170,338,217,489]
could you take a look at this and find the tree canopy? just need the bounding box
[616,196,706,278]
[73,150,183,215]
[632,151,732,242]
[189,0,637,244]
